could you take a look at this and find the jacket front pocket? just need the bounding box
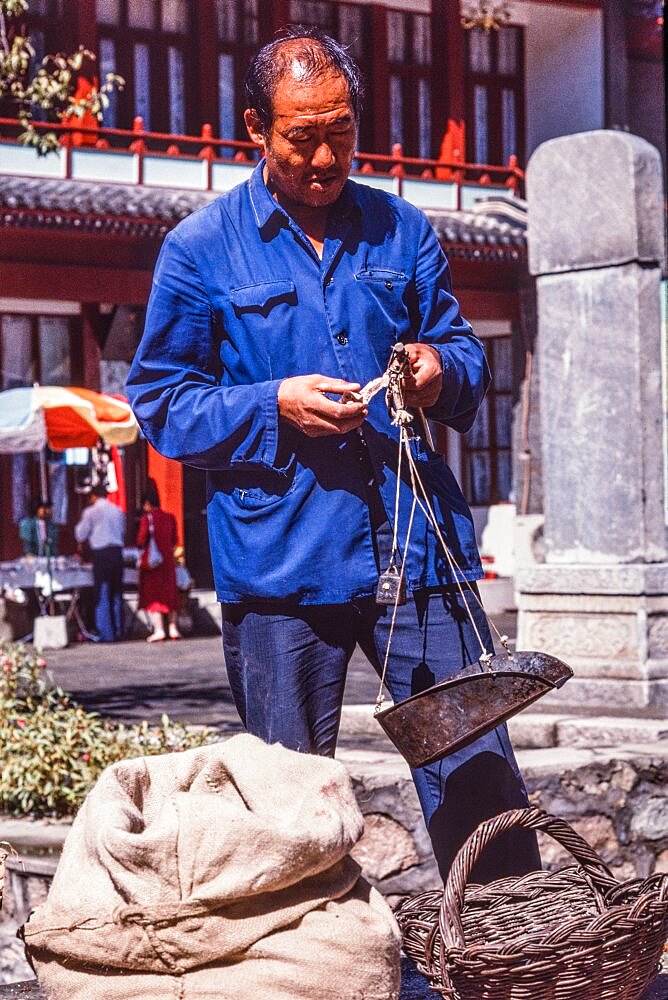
[230,280,297,318]
[353,267,410,332]
[212,460,299,511]
[354,267,407,287]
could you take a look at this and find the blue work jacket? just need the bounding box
[127,162,491,604]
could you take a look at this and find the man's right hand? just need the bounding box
[278,375,367,437]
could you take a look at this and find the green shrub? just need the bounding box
[0,642,218,818]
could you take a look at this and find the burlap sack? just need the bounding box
[23,734,401,999]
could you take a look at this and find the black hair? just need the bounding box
[91,483,108,498]
[141,482,160,508]
[243,25,364,133]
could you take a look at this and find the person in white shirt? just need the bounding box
[75,484,126,642]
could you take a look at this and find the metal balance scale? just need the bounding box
[350,343,573,770]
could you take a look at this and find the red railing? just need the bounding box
[0,116,525,205]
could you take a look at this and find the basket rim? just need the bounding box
[399,865,668,911]
[398,869,668,967]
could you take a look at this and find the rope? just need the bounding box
[375,425,417,712]
[370,344,515,710]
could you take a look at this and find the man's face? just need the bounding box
[245,66,357,210]
[36,505,50,520]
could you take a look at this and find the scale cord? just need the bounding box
[375,425,417,712]
[374,427,513,712]
[388,420,404,568]
[371,342,512,710]
[401,436,512,660]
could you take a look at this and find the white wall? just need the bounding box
[505,1,604,158]
[458,1,604,160]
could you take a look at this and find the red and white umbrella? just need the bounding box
[0,385,138,452]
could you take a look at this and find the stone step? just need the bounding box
[0,817,70,854]
[338,704,570,749]
[555,716,668,748]
[339,705,668,750]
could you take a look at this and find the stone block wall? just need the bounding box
[341,743,668,902]
[525,745,668,880]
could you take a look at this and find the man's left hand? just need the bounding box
[401,343,443,408]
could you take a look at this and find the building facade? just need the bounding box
[0,0,664,582]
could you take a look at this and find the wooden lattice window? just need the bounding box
[96,0,194,133]
[463,335,513,505]
[387,9,433,158]
[216,0,267,145]
[465,24,525,167]
[0,313,79,389]
[24,0,66,61]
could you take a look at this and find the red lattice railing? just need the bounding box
[0,116,525,206]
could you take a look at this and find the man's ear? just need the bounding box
[244,108,266,150]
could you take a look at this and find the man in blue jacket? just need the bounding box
[127,27,539,881]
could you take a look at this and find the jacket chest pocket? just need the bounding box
[354,267,410,329]
[224,279,300,381]
[229,280,297,318]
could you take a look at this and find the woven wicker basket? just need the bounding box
[397,806,668,1000]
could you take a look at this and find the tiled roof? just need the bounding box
[430,198,527,261]
[0,176,526,259]
[0,175,208,239]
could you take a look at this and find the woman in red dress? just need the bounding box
[136,484,181,642]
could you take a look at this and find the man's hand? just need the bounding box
[401,343,443,408]
[278,375,367,437]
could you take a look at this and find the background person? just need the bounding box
[127,28,539,883]
[74,484,125,642]
[136,483,180,642]
[19,498,59,557]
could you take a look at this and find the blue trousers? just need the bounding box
[91,545,124,642]
[221,579,540,882]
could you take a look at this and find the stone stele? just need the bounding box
[518,130,667,714]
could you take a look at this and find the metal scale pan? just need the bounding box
[375,650,573,769]
[366,343,574,770]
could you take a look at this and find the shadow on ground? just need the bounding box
[40,635,383,726]
[66,680,240,727]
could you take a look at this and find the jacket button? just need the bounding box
[337,333,348,345]
[385,280,394,290]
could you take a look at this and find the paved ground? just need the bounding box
[39,609,520,765]
[44,634,247,729]
[42,633,383,730]
[40,605,519,736]
[2,968,667,998]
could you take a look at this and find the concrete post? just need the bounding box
[517,130,667,713]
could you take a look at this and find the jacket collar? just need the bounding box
[248,158,360,234]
